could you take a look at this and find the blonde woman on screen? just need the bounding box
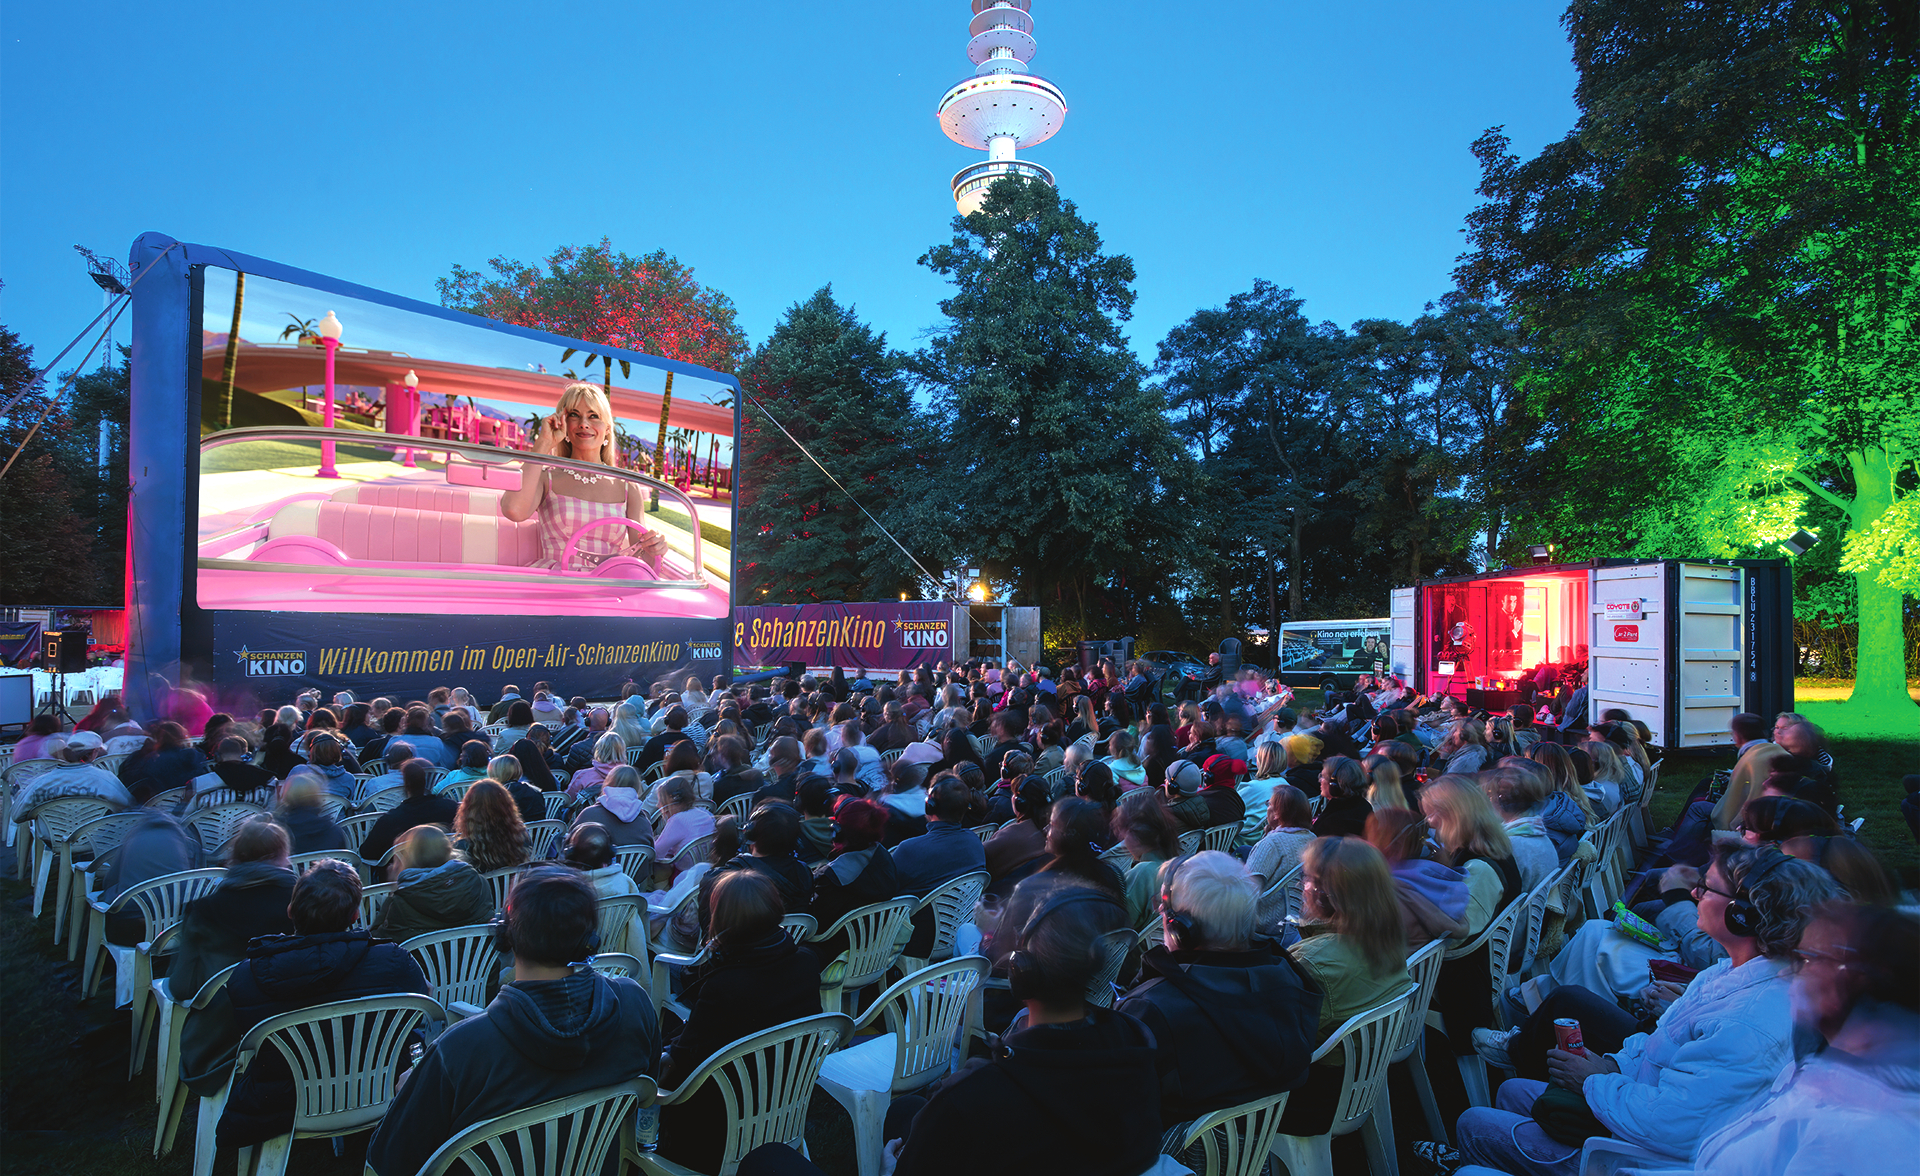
[500,381,667,572]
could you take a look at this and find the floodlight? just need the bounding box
[1782,529,1820,557]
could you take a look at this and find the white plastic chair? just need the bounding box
[1169,1088,1292,1176]
[656,832,716,888]
[814,898,915,1015]
[417,1076,656,1176]
[895,870,989,974]
[185,801,268,859]
[1178,828,1205,855]
[336,810,384,850]
[150,957,241,1156]
[3,756,61,858]
[1578,1135,1691,1176]
[969,822,999,844]
[718,792,756,822]
[191,993,443,1176]
[596,893,649,961]
[482,865,529,916]
[587,952,646,980]
[625,1012,853,1176]
[542,791,572,821]
[1257,863,1304,924]
[614,843,657,886]
[1386,942,1448,1146]
[525,818,566,860]
[1099,841,1134,870]
[358,881,400,929]
[818,957,989,1176]
[57,809,143,951]
[358,784,408,813]
[1200,823,1240,853]
[1445,893,1530,1107]
[1268,988,1416,1176]
[1085,926,1137,1009]
[79,865,224,1048]
[401,923,501,1021]
[441,781,475,804]
[23,795,117,920]
[1518,864,1568,977]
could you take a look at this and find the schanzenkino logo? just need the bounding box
[688,642,725,661]
[235,646,308,677]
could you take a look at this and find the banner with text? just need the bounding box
[734,603,958,672]
[208,612,728,708]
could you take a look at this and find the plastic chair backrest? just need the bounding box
[641,761,667,782]
[1178,1088,1293,1176]
[859,956,989,1093]
[94,753,130,774]
[612,844,655,885]
[1201,823,1240,853]
[779,912,817,943]
[818,898,916,990]
[917,870,989,960]
[1177,828,1204,855]
[360,785,407,813]
[718,792,755,822]
[72,810,143,857]
[440,781,474,804]
[110,867,227,941]
[541,792,571,822]
[624,747,646,766]
[970,822,998,844]
[235,994,444,1137]
[661,1013,854,1174]
[1085,927,1135,1008]
[1098,841,1133,869]
[669,833,716,874]
[1484,893,1529,996]
[358,882,399,928]
[30,796,118,843]
[416,1076,655,1176]
[1396,941,1447,1059]
[595,894,646,958]
[426,768,449,787]
[1520,865,1566,973]
[525,819,566,861]
[586,952,644,979]
[1312,988,1416,1135]
[187,802,268,857]
[482,866,528,915]
[337,811,384,847]
[4,757,59,790]
[400,924,499,1011]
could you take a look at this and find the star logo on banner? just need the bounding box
[234,646,252,665]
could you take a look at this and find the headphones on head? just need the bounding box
[490,868,602,964]
[1158,854,1199,945]
[1722,848,1793,940]
[1005,888,1125,1003]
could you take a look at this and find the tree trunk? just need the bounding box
[1288,507,1303,619]
[218,272,245,430]
[1843,448,1914,718]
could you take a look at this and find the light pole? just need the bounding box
[400,369,419,468]
[316,311,343,478]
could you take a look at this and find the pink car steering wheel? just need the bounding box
[559,516,659,577]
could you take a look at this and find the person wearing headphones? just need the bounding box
[1118,851,1320,1133]
[366,868,660,1176]
[1452,845,1845,1176]
[800,876,1163,1176]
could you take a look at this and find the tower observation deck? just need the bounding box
[936,0,1068,216]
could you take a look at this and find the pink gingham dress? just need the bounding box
[533,476,640,570]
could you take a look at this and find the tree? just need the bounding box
[735,288,920,603]
[438,239,747,477]
[1459,1,1920,721]
[907,178,1199,636]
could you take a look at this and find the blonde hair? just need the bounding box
[1300,837,1407,973]
[486,755,523,786]
[1420,774,1513,860]
[610,702,649,748]
[554,381,621,466]
[1586,739,1631,786]
[593,732,628,765]
[603,764,642,792]
[1254,741,1286,780]
[1362,754,1410,811]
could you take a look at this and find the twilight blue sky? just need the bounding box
[2,1,1578,374]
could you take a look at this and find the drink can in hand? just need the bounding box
[1554,1018,1587,1056]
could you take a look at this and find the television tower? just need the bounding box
[937,1,1069,216]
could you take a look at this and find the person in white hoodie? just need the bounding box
[1688,900,1920,1175]
[1454,845,1842,1176]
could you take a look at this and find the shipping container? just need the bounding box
[1389,559,1793,750]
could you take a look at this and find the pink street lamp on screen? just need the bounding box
[316,311,343,478]
[401,368,419,468]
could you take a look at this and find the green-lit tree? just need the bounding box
[736,287,921,603]
[907,177,1199,634]
[1459,0,1919,721]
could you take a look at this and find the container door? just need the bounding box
[1672,562,1744,749]
[950,605,970,666]
[1589,563,1668,741]
[1390,587,1417,689]
[1004,607,1041,667]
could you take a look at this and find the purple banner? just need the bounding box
[734,603,957,671]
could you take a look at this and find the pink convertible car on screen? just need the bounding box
[195,428,730,619]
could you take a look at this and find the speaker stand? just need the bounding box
[35,672,78,727]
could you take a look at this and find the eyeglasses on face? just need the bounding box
[1691,882,1736,902]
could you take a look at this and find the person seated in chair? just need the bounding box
[1118,850,1320,1132]
[366,868,660,1176]
[367,825,495,941]
[357,757,459,866]
[203,860,431,1151]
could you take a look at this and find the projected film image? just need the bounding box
[193,268,734,618]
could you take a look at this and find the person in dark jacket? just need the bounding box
[169,818,297,1014]
[882,876,1163,1176]
[1311,755,1374,838]
[119,720,209,803]
[356,758,459,866]
[366,868,659,1176]
[658,870,822,1173]
[488,754,547,827]
[698,800,816,934]
[637,705,694,773]
[809,798,899,965]
[203,736,278,802]
[891,775,989,951]
[1117,850,1320,1130]
[367,826,495,941]
[273,771,348,854]
[507,736,559,793]
[203,860,431,1148]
